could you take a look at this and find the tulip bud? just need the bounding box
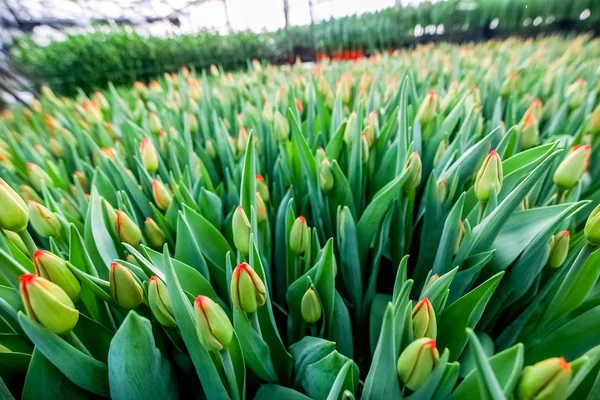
[20,274,79,335]
[149,112,162,135]
[301,287,322,323]
[205,140,216,159]
[520,115,539,150]
[343,112,357,145]
[256,174,270,203]
[454,221,465,255]
[566,79,587,110]
[33,250,80,301]
[116,210,142,247]
[434,140,448,165]
[397,338,439,391]
[4,229,28,255]
[586,104,600,135]
[194,295,233,352]
[152,180,172,211]
[232,206,251,254]
[145,217,166,249]
[319,158,334,192]
[521,99,542,123]
[94,91,109,112]
[140,138,159,174]
[0,179,29,232]
[273,111,289,143]
[337,73,352,104]
[584,204,600,245]
[189,114,199,134]
[262,101,274,122]
[48,137,64,158]
[148,276,176,327]
[553,145,590,191]
[231,262,266,313]
[474,151,503,203]
[403,152,422,192]
[365,111,379,133]
[27,163,52,191]
[290,216,310,254]
[237,128,249,154]
[73,171,88,193]
[516,357,572,400]
[412,298,437,339]
[500,72,519,97]
[548,231,569,268]
[417,90,439,126]
[254,192,267,223]
[28,201,61,237]
[109,262,144,309]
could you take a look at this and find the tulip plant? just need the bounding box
[2,35,600,399]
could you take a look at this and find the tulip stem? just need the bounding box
[249,311,262,337]
[17,229,37,256]
[309,323,318,337]
[64,331,92,357]
[219,349,240,400]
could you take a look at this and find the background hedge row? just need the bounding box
[11,0,600,95]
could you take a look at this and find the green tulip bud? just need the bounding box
[516,357,572,400]
[585,103,600,135]
[189,113,199,133]
[145,217,166,249]
[290,216,310,255]
[361,133,370,163]
[194,295,233,352]
[412,298,437,339]
[454,221,465,255]
[49,137,64,158]
[262,100,274,122]
[521,98,542,123]
[152,179,172,211]
[20,184,43,203]
[0,178,29,232]
[231,262,266,313]
[520,114,539,150]
[232,206,251,254]
[584,204,600,246]
[116,210,142,247]
[417,90,439,126]
[140,138,159,174]
[365,110,379,134]
[548,231,570,268]
[403,152,422,192]
[566,79,587,110]
[301,287,322,323]
[474,150,503,203]
[205,139,216,159]
[319,158,334,192]
[20,274,79,335]
[553,145,591,191]
[397,338,439,391]
[33,250,80,301]
[109,262,144,310]
[256,174,270,203]
[500,72,519,97]
[343,112,357,145]
[4,229,28,255]
[434,140,447,165]
[28,201,61,237]
[27,162,52,192]
[273,111,289,143]
[148,276,176,327]
[255,192,267,223]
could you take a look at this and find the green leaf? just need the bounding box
[437,272,504,362]
[255,384,311,400]
[18,313,110,397]
[108,311,177,400]
[361,303,402,400]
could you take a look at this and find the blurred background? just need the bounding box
[1,0,599,106]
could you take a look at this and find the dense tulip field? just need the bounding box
[1,34,600,399]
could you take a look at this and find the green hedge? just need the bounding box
[12,0,600,95]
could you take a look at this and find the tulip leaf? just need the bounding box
[107,311,177,400]
[22,349,89,400]
[255,384,311,400]
[290,337,337,389]
[18,313,110,397]
[0,249,29,291]
[302,350,359,400]
[174,212,210,280]
[85,188,119,273]
[464,329,506,400]
[327,360,358,400]
[336,206,362,320]
[162,246,230,400]
[438,272,503,361]
[239,131,256,217]
[361,302,403,400]
[452,342,524,400]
